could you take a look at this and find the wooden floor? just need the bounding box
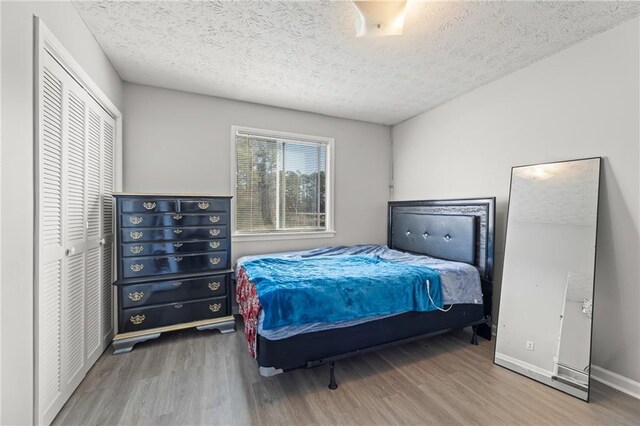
[54,322,640,425]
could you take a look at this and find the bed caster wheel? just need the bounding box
[328,362,338,390]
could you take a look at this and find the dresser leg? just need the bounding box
[196,318,235,334]
[112,332,161,354]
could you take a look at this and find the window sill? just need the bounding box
[232,230,336,242]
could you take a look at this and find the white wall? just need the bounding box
[392,17,640,384]
[123,83,392,260]
[0,1,123,423]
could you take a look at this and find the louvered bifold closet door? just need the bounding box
[38,52,66,425]
[64,84,88,397]
[85,83,116,366]
[101,113,116,342]
[84,108,102,364]
[37,51,116,425]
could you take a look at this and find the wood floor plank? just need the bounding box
[53,324,640,425]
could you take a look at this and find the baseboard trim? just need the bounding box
[591,365,640,400]
[495,353,586,399]
[495,352,555,379]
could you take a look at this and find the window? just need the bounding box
[232,126,334,239]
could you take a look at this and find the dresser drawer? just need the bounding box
[121,199,176,213]
[120,274,227,308]
[120,296,228,332]
[121,213,180,228]
[121,213,228,228]
[121,226,227,242]
[179,199,227,213]
[122,239,228,257]
[122,251,228,278]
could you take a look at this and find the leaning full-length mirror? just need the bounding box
[495,157,601,401]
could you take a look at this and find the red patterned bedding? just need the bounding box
[235,266,261,357]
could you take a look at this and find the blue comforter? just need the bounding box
[241,255,442,330]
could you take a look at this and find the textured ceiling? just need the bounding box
[73,1,640,125]
[511,159,600,226]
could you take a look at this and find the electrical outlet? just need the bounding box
[526,340,534,351]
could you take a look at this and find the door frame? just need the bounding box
[0,1,3,421]
[33,16,122,424]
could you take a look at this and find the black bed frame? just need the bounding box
[252,198,496,389]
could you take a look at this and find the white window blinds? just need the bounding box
[235,131,328,233]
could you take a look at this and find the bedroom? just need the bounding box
[0,0,639,425]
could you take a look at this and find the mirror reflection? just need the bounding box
[495,158,601,401]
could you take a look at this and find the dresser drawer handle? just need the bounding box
[130,245,144,254]
[174,304,183,309]
[209,257,221,265]
[198,201,210,210]
[208,282,221,291]
[174,256,183,262]
[173,242,183,248]
[209,215,221,223]
[130,314,145,325]
[143,202,156,210]
[128,291,144,302]
[130,264,144,272]
[129,216,143,225]
[172,214,183,220]
[173,229,183,235]
[173,281,182,287]
[129,231,143,240]
[209,229,221,237]
[209,303,222,313]
[209,241,221,249]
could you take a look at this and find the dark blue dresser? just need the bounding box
[112,194,235,354]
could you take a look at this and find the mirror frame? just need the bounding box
[493,157,602,402]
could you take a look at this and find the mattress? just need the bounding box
[235,244,483,355]
[243,254,443,330]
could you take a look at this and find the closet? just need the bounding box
[36,50,116,425]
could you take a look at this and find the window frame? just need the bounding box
[230,125,335,241]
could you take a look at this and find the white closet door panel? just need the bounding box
[85,247,101,358]
[39,259,62,415]
[102,119,115,237]
[63,252,85,384]
[60,70,90,395]
[65,91,86,246]
[101,114,116,339]
[40,67,64,258]
[38,54,66,425]
[101,244,113,339]
[86,109,102,239]
[86,102,111,360]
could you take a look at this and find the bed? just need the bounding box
[234,198,495,388]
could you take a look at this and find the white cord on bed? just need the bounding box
[426,280,452,312]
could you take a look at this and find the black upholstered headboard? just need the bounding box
[387,198,495,282]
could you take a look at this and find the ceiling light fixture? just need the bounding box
[516,165,555,181]
[352,1,408,37]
